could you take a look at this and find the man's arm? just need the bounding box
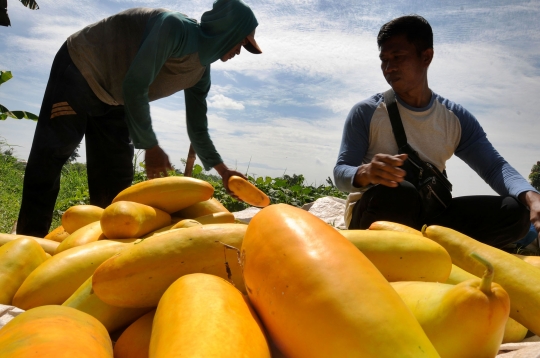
[453,104,540,230]
[183,66,245,192]
[334,97,406,191]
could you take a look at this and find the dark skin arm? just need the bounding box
[144,145,246,199]
[354,153,408,188]
[518,191,540,233]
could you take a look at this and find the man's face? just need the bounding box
[379,34,433,94]
[221,38,249,62]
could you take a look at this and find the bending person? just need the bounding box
[18,0,262,237]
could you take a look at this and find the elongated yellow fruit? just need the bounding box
[391,253,509,358]
[44,225,70,242]
[12,240,128,310]
[63,276,151,332]
[515,254,540,270]
[114,310,156,358]
[62,205,104,234]
[0,233,59,255]
[193,211,235,225]
[54,220,105,254]
[100,201,171,239]
[170,219,202,229]
[443,262,528,344]
[339,229,451,282]
[228,175,270,207]
[503,316,529,343]
[0,238,48,305]
[241,204,439,357]
[423,225,540,336]
[172,197,230,218]
[368,220,422,235]
[445,264,478,285]
[0,305,112,358]
[112,176,214,213]
[93,224,247,308]
[150,273,270,358]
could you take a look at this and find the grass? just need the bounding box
[0,145,346,235]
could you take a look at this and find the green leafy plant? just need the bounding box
[1,0,39,27]
[0,71,38,121]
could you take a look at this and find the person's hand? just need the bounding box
[520,191,540,233]
[214,162,247,200]
[145,145,173,179]
[354,153,408,188]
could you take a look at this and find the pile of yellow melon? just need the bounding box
[1,176,540,358]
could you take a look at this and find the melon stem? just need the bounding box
[470,252,494,294]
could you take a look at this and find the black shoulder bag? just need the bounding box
[383,89,453,219]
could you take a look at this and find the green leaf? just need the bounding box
[193,164,203,176]
[10,110,38,121]
[19,0,39,10]
[0,71,13,85]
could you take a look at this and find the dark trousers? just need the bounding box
[350,181,531,248]
[17,42,134,237]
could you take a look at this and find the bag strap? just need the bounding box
[383,89,408,150]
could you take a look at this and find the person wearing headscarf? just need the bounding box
[17,0,262,237]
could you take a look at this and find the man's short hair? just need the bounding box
[377,15,433,55]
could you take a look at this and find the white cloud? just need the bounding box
[207,94,245,110]
[1,0,539,196]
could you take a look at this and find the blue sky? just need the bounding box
[1,0,539,197]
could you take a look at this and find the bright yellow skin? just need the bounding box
[424,225,540,336]
[0,238,48,305]
[62,276,151,332]
[170,219,202,229]
[61,204,104,233]
[100,201,171,240]
[92,224,247,308]
[0,233,59,255]
[173,197,230,218]
[193,211,236,224]
[0,305,112,358]
[114,310,156,358]
[228,175,270,207]
[242,204,440,358]
[503,316,529,343]
[391,279,509,358]
[515,254,540,270]
[339,229,452,282]
[12,240,128,310]
[54,220,105,254]
[368,220,422,235]
[44,225,70,242]
[445,264,478,284]
[444,263,528,343]
[112,176,214,213]
[149,274,270,358]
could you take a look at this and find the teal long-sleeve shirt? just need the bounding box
[121,11,222,170]
[68,2,258,170]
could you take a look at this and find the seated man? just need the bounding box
[333,15,539,248]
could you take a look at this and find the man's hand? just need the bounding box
[145,145,173,179]
[354,153,408,188]
[214,162,247,199]
[519,191,540,233]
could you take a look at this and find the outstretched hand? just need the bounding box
[354,153,408,188]
[145,145,173,179]
[214,162,247,200]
